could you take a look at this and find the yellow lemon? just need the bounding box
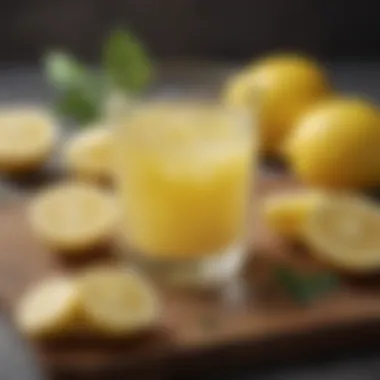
[28,182,117,253]
[64,126,112,182]
[15,276,80,337]
[263,190,325,237]
[303,194,380,272]
[224,53,331,154]
[0,107,57,172]
[285,98,380,188]
[77,266,159,336]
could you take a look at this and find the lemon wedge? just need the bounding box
[64,126,111,182]
[303,194,380,272]
[0,107,57,172]
[263,190,325,237]
[28,182,117,252]
[77,266,159,336]
[15,276,80,337]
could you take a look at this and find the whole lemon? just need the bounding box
[223,54,331,154]
[285,97,380,188]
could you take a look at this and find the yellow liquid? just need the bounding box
[113,103,254,260]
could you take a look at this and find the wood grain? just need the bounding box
[2,172,380,379]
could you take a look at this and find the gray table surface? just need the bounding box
[1,62,380,380]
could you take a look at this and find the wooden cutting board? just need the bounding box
[2,172,380,380]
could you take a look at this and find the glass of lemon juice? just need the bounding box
[112,99,257,287]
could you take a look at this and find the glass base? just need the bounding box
[119,243,247,288]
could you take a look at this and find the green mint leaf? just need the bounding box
[44,51,88,91]
[274,266,308,304]
[103,28,152,93]
[274,266,340,305]
[307,272,340,297]
[55,85,100,124]
[44,51,104,124]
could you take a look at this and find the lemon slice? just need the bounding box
[15,276,80,337]
[78,266,159,336]
[28,182,117,252]
[263,190,325,237]
[303,194,380,272]
[0,107,57,172]
[64,126,111,182]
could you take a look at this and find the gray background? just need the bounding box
[0,0,379,63]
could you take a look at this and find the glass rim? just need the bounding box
[104,91,257,132]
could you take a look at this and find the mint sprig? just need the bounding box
[44,28,152,124]
[44,52,102,124]
[274,266,340,305]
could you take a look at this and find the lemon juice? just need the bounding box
[113,101,256,286]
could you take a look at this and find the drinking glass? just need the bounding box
[112,99,257,287]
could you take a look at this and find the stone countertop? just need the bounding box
[0,62,380,380]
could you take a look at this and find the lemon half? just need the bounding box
[0,107,57,172]
[78,266,159,336]
[28,182,117,252]
[64,126,111,182]
[263,190,325,237]
[303,194,380,272]
[15,276,80,337]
